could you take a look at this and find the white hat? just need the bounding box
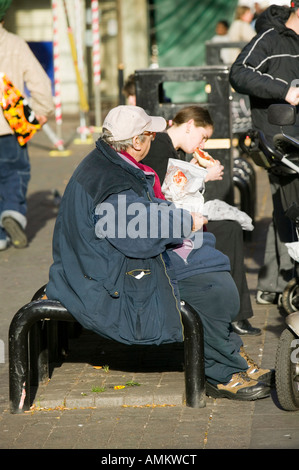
[258,0,270,8]
[103,105,166,141]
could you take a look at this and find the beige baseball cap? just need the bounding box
[102,105,166,141]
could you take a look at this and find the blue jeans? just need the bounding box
[178,271,248,384]
[0,134,30,240]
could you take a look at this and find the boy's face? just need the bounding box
[216,23,227,35]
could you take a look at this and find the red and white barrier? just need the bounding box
[91,0,102,127]
[48,0,71,155]
[51,0,62,132]
[91,0,101,86]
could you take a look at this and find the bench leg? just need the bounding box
[9,312,31,413]
[180,301,206,408]
[29,321,49,386]
[9,300,74,414]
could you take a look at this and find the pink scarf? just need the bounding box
[120,150,206,234]
[120,150,166,200]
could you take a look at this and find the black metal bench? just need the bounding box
[9,287,206,413]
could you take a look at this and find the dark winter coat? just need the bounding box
[229,5,299,144]
[46,139,189,345]
[46,138,230,345]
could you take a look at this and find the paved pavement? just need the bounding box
[1,117,299,452]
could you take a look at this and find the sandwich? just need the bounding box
[193,147,215,168]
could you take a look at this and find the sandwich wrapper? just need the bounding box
[162,158,254,231]
[162,158,207,213]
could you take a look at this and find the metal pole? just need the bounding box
[51,0,63,142]
[180,301,206,408]
[91,0,102,127]
[116,0,125,105]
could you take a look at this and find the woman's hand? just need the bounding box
[204,161,224,182]
[189,157,224,182]
[191,212,208,232]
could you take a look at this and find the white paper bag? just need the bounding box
[162,158,207,213]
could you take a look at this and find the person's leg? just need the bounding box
[178,271,272,400]
[257,174,296,302]
[178,271,248,384]
[208,220,260,335]
[208,221,253,319]
[0,135,30,248]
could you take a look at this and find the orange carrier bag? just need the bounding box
[0,73,41,146]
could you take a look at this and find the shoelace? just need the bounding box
[230,371,252,384]
[240,347,259,369]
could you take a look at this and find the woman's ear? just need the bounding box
[186,119,194,133]
[132,135,142,150]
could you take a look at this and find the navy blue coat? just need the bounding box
[46,139,189,345]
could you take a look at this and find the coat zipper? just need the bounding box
[159,253,184,340]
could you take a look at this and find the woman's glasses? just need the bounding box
[143,131,156,141]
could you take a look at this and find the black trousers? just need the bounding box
[179,271,248,384]
[207,220,253,322]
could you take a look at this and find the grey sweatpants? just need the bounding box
[258,172,298,293]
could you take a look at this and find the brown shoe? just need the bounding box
[240,346,275,387]
[206,372,271,401]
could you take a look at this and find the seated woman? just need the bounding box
[143,105,260,336]
[46,105,272,401]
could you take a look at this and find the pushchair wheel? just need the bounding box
[282,278,299,315]
[275,327,299,411]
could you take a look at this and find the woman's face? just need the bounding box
[182,121,213,154]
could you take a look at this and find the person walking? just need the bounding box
[0,0,54,251]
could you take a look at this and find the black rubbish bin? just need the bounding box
[135,66,234,204]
